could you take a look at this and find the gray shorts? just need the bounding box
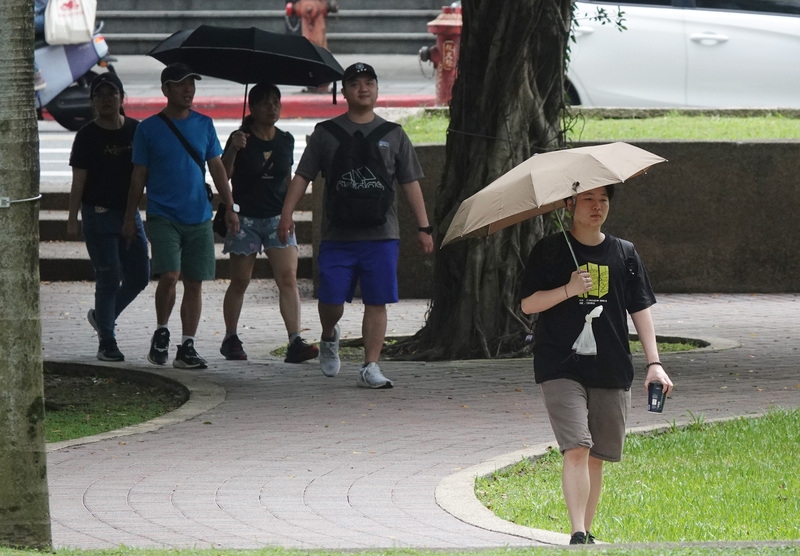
[540,378,631,462]
[223,215,297,256]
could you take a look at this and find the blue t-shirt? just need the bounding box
[132,111,222,224]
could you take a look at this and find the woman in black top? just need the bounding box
[218,83,317,363]
[68,72,150,362]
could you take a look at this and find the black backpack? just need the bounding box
[318,120,400,229]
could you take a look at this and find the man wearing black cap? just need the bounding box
[278,62,434,389]
[122,62,239,369]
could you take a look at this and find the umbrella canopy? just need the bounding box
[147,25,344,87]
[441,142,666,247]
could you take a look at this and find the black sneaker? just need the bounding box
[97,338,124,362]
[148,328,170,366]
[284,336,319,363]
[587,531,596,544]
[220,334,247,360]
[174,339,208,369]
[569,532,588,545]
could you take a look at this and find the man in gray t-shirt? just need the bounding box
[278,62,434,389]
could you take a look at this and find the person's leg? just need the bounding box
[540,379,594,539]
[266,245,301,335]
[155,271,179,326]
[358,240,399,363]
[585,455,604,532]
[362,304,387,363]
[114,211,150,319]
[223,253,256,334]
[562,446,591,535]
[319,302,345,339]
[81,206,121,343]
[180,279,203,338]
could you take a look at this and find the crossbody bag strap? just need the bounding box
[157,112,205,173]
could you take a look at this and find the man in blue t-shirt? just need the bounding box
[123,62,239,369]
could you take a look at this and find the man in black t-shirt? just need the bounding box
[520,184,673,545]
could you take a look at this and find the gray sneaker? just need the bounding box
[357,362,393,389]
[319,324,340,377]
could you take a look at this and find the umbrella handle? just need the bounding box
[241,84,249,124]
[555,209,580,272]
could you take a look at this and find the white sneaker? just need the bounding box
[357,362,393,389]
[319,324,340,377]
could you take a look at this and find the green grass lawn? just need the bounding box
[476,408,800,543]
[402,110,800,143]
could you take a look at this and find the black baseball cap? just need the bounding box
[90,72,124,97]
[161,62,202,85]
[342,62,378,83]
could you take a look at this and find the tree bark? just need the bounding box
[0,0,52,550]
[389,0,573,360]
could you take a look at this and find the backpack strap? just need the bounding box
[365,121,400,142]
[617,238,638,279]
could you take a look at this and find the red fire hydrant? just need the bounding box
[286,0,339,50]
[419,5,463,106]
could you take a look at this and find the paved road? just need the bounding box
[41,280,800,549]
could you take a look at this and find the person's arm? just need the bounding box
[521,270,592,315]
[399,180,433,254]
[208,156,239,236]
[630,307,673,395]
[122,164,147,243]
[278,173,311,245]
[67,167,87,238]
[221,131,247,179]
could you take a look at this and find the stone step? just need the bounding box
[38,189,314,213]
[39,242,313,282]
[37,210,313,243]
[98,7,442,55]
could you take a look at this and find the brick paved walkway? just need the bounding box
[41,281,800,549]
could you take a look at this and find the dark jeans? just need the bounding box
[81,204,150,341]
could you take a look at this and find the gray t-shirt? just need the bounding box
[295,114,424,241]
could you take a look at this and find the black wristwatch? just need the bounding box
[418,225,433,235]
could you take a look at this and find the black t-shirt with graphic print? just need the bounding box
[520,232,656,389]
[226,126,294,219]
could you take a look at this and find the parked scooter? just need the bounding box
[34,24,115,131]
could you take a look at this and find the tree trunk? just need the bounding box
[0,0,52,550]
[389,0,573,360]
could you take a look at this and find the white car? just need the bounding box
[567,0,800,108]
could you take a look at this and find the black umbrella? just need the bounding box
[148,25,344,113]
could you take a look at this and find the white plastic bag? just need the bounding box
[571,305,604,356]
[44,0,97,45]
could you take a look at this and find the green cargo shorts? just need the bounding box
[147,215,216,281]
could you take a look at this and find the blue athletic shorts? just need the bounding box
[223,215,298,256]
[318,240,399,305]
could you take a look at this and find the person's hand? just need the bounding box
[277,214,294,245]
[66,216,80,238]
[225,209,239,237]
[644,363,673,396]
[230,131,248,151]
[121,216,136,247]
[567,269,592,297]
[417,231,434,254]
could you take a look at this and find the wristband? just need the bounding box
[418,225,433,234]
[646,361,663,369]
[564,285,569,299]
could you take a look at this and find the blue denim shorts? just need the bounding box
[223,215,298,256]
[318,239,399,305]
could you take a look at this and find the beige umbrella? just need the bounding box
[441,142,666,248]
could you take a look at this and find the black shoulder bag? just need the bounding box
[158,113,227,236]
